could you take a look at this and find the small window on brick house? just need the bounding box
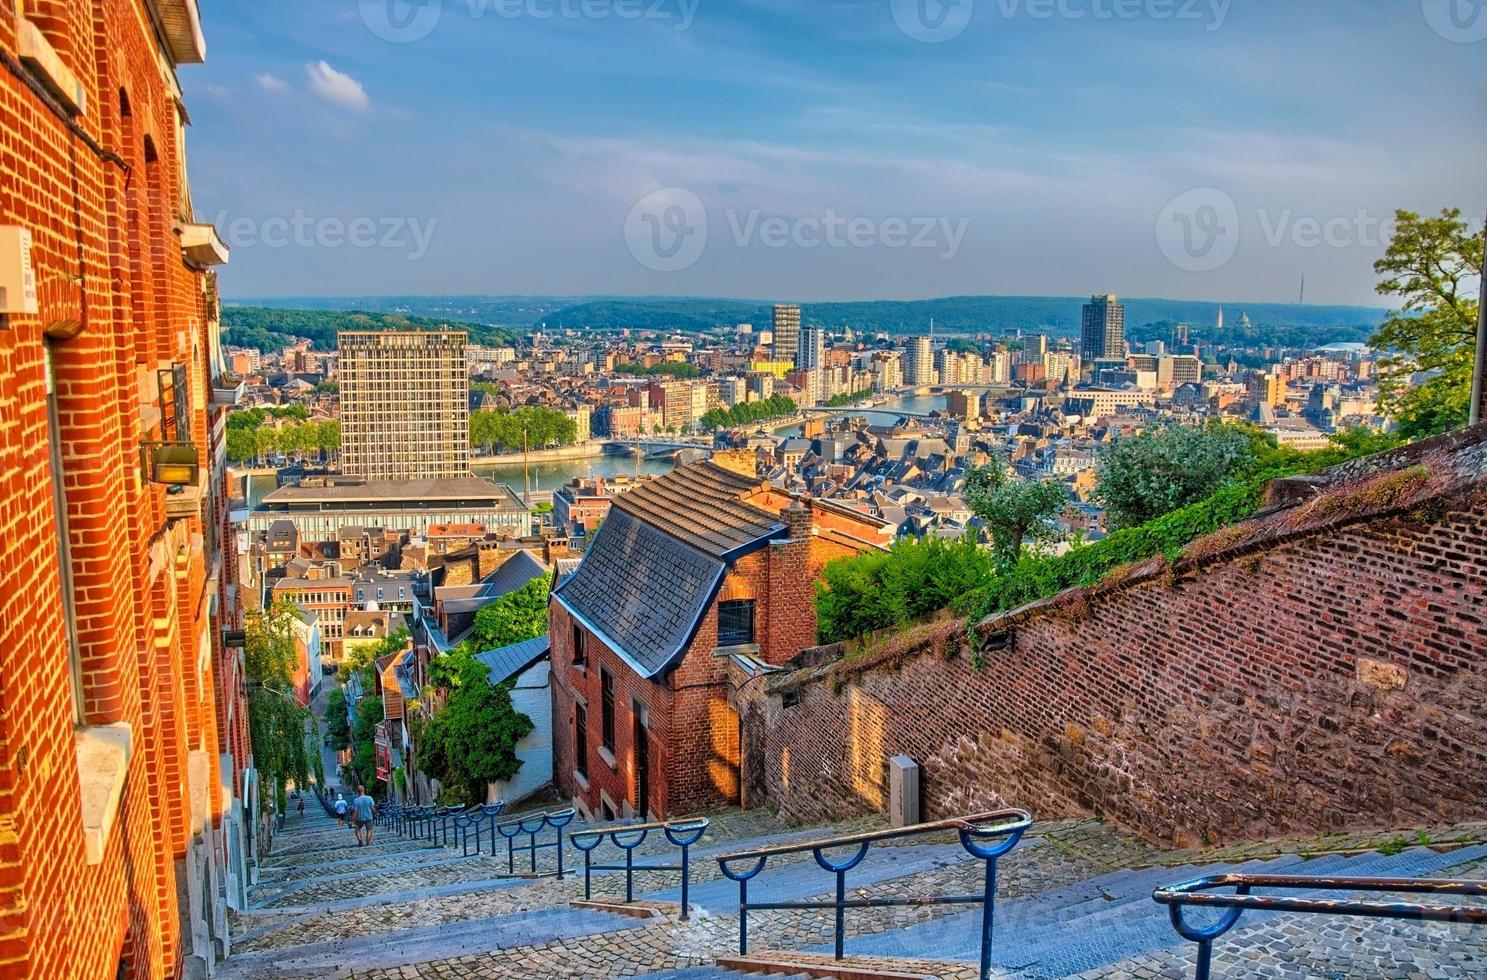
[574,704,589,779]
[717,599,756,647]
[600,669,616,753]
[46,342,87,726]
[572,624,588,668]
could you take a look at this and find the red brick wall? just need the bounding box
[0,4,236,977]
[753,498,1487,847]
[551,535,821,819]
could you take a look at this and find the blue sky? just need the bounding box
[187,0,1486,305]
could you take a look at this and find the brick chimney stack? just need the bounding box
[786,500,812,541]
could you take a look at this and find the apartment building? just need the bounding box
[339,330,471,480]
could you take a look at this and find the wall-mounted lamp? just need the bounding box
[141,441,200,487]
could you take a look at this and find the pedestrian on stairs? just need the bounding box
[334,793,348,827]
[351,785,376,847]
[297,795,305,818]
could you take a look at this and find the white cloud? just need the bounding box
[255,73,290,94]
[305,62,370,113]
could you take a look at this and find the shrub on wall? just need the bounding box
[816,535,997,643]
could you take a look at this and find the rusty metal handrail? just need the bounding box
[1154,873,1487,980]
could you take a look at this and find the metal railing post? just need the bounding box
[716,809,1032,973]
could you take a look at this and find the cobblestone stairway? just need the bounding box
[826,844,1487,978]
[221,802,1487,979]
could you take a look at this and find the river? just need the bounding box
[242,392,946,508]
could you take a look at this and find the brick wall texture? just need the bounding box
[753,492,1487,848]
[0,4,241,978]
[552,533,824,820]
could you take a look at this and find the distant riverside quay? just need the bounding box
[241,392,949,508]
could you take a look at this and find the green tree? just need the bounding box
[421,654,534,804]
[614,361,700,379]
[964,461,1068,569]
[1370,207,1483,439]
[470,407,577,453]
[244,601,321,808]
[348,694,385,795]
[469,578,551,650]
[325,687,351,752]
[699,394,798,431]
[1094,423,1259,529]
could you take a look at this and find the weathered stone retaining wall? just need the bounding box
[749,446,1487,846]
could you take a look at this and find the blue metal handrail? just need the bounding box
[1154,872,1487,980]
[453,803,508,856]
[570,817,709,919]
[494,807,578,876]
[716,808,1032,980]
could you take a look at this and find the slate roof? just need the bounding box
[554,462,790,679]
[609,461,785,560]
[474,636,551,686]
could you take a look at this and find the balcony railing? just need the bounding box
[1154,872,1487,980]
[716,808,1032,980]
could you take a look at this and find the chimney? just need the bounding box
[785,500,812,541]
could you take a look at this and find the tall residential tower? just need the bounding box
[339,330,471,480]
[1081,294,1126,360]
[772,304,801,364]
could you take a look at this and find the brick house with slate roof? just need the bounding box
[550,460,890,820]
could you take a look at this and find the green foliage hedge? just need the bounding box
[815,429,1404,645]
[614,361,701,379]
[700,394,798,431]
[815,536,997,643]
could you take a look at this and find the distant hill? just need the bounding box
[221,307,518,352]
[541,296,1389,344]
[223,294,1394,351]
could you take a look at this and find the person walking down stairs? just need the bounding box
[334,793,348,828]
[351,786,376,847]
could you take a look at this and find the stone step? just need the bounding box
[633,970,825,980]
[236,868,539,918]
[821,844,1487,978]
[216,904,645,977]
